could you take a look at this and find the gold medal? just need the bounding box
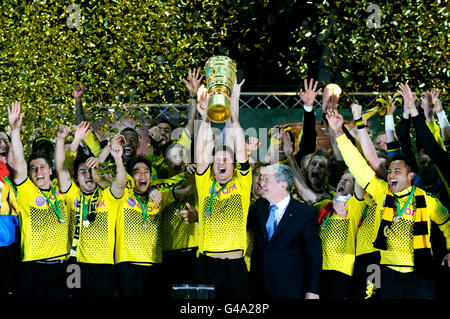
[142,221,148,227]
[393,216,400,223]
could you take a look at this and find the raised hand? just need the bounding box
[112,134,127,147]
[386,96,397,116]
[299,78,322,107]
[74,121,91,141]
[86,157,101,169]
[351,103,363,121]
[8,101,24,131]
[230,77,245,122]
[183,68,204,97]
[110,142,123,160]
[148,126,162,143]
[397,83,417,116]
[57,125,70,140]
[74,84,86,102]
[245,136,260,153]
[149,189,162,204]
[325,109,344,135]
[281,130,294,157]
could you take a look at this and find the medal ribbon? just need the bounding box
[206,180,228,214]
[39,186,64,222]
[394,186,416,219]
[134,192,149,223]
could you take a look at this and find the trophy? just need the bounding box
[204,56,237,123]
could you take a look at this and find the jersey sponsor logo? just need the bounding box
[96,200,105,208]
[35,196,46,207]
[209,183,238,197]
[403,207,415,216]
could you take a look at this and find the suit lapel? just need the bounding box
[270,196,295,241]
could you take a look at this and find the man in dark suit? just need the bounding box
[249,164,322,299]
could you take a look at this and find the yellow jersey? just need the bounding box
[64,182,121,264]
[319,196,366,276]
[195,162,252,256]
[16,178,71,262]
[160,192,198,252]
[115,187,174,265]
[356,193,381,257]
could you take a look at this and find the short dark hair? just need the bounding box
[121,127,139,138]
[27,152,53,171]
[126,156,152,176]
[73,153,91,177]
[32,136,54,153]
[390,154,413,173]
[150,118,177,131]
[212,144,236,163]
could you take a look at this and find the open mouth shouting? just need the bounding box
[389,179,398,189]
[123,146,134,156]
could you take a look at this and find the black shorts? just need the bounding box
[116,262,163,298]
[0,242,20,298]
[161,248,197,297]
[17,260,68,300]
[195,253,249,300]
[66,258,115,299]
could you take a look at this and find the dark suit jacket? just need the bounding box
[249,196,322,299]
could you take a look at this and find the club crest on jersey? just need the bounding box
[127,198,136,207]
[35,196,46,207]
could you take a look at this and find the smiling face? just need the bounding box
[29,158,52,189]
[213,150,234,184]
[77,162,97,194]
[335,172,355,197]
[132,162,152,194]
[387,160,414,193]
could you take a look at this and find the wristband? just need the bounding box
[303,105,313,112]
[385,115,395,131]
[436,110,450,128]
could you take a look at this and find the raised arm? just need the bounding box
[109,143,127,199]
[282,131,319,205]
[55,125,73,193]
[183,68,203,139]
[74,84,87,124]
[326,109,376,189]
[195,89,214,174]
[8,101,27,185]
[296,78,321,164]
[229,78,247,163]
[351,103,387,179]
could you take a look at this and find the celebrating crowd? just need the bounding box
[0,67,448,300]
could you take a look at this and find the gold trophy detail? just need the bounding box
[204,56,237,123]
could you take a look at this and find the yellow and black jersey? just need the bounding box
[356,193,380,257]
[16,178,71,262]
[64,182,121,264]
[366,179,450,271]
[115,187,174,265]
[195,162,252,256]
[337,133,450,272]
[160,192,198,252]
[318,196,366,276]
